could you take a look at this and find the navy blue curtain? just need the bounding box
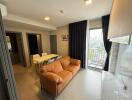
[69,20,87,68]
[102,15,112,71]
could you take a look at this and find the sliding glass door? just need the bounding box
[88,29,106,69]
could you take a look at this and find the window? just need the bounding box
[88,29,106,69]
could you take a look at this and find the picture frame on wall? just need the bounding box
[62,34,69,41]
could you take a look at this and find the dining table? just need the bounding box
[33,54,59,74]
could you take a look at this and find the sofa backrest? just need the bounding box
[41,60,63,74]
[59,56,70,69]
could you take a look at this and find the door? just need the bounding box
[6,32,26,66]
[0,10,18,100]
[28,34,39,55]
[6,33,19,64]
[50,35,57,54]
[88,28,106,69]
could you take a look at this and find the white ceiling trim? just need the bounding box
[3,13,56,30]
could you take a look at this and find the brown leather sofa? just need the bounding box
[40,56,80,96]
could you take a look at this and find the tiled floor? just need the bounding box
[13,64,101,100]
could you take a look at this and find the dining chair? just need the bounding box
[33,54,40,58]
[42,53,47,56]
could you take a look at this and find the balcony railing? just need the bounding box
[88,48,106,69]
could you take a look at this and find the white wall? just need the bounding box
[51,18,101,57]
[5,27,51,67]
[89,18,102,29]
[109,43,119,74]
[41,32,51,54]
[52,25,69,56]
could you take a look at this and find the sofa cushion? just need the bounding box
[41,72,63,84]
[65,65,80,76]
[57,70,72,81]
[41,61,63,74]
[53,61,64,73]
[60,56,70,69]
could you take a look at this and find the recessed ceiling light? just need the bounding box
[84,0,92,5]
[44,16,50,21]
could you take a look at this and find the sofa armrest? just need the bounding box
[40,65,53,73]
[40,66,47,73]
[70,58,81,66]
[41,72,63,84]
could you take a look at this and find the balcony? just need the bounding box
[88,29,106,69]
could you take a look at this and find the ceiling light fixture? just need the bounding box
[44,16,50,21]
[59,10,64,14]
[84,0,92,5]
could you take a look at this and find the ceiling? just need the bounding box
[1,0,113,28]
[4,19,53,31]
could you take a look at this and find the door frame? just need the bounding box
[5,31,26,66]
[27,33,42,54]
[87,28,105,69]
[26,33,42,65]
[0,11,18,100]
